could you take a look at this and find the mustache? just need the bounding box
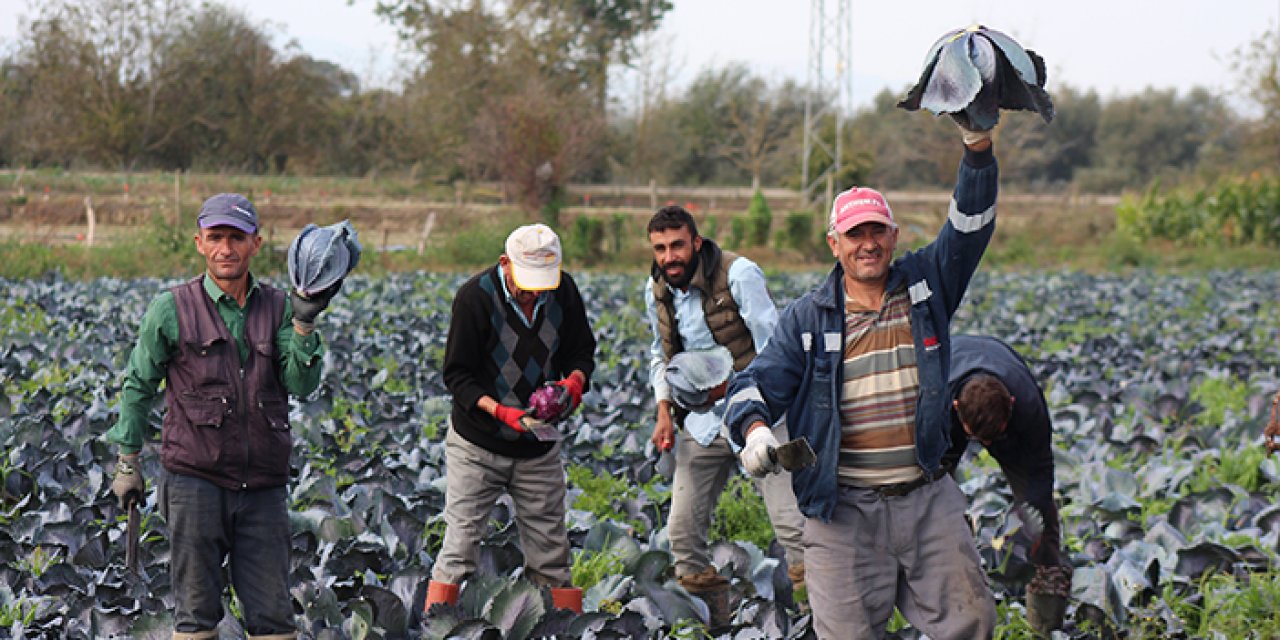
[663,261,687,271]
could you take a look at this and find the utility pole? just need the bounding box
[801,0,852,208]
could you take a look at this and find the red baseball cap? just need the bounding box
[829,187,895,234]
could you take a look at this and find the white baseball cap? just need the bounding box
[505,223,562,291]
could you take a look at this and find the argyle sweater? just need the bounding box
[443,265,596,458]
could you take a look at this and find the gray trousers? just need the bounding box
[432,425,572,587]
[804,474,996,639]
[158,471,294,636]
[668,421,806,578]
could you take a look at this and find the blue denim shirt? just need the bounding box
[724,147,998,521]
[645,256,778,446]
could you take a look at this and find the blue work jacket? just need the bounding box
[725,146,999,521]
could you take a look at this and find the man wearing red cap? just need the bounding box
[724,125,1000,637]
[425,223,596,615]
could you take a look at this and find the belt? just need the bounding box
[873,468,948,498]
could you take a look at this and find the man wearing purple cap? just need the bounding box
[724,125,1001,638]
[425,223,596,615]
[107,193,340,639]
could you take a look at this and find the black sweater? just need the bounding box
[443,265,596,458]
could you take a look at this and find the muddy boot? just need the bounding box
[423,580,460,613]
[787,562,809,613]
[172,632,218,640]
[551,587,584,613]
[678,566,732,632]
[1026,565,1072,636]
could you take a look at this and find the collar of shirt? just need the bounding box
[202,272,258,307]
[497,266,548,329]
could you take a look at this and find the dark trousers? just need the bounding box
[159,471,294,634]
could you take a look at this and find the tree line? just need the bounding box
[1,0,1276,209]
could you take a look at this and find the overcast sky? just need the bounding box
[1,0,1277,111]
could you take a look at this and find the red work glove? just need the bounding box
[555,375,584,413]
[493,405,527,433]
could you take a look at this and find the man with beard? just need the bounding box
[645,205,806,630]
[107,193,337,639]
[724,122,1000,638]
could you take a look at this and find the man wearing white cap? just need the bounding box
[425,223,596,615]
[724,125,1001,637]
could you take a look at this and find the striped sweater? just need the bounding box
[838,286,923,486]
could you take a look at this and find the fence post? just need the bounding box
[84,196,96,247]
[173,170,181,226]
[649,178,657,210]
[418,211,437,254]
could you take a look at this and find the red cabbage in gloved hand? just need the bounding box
[289,220,362,297]
[527,384,574,423]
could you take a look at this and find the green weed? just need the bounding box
[709,475,774,551]
[1190,376,1251,427]
[12,546,59,579]
[571,548,627,590]
[565,464,648,535]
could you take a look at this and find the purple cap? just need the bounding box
[197,193,258,233]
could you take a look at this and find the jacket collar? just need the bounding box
[813,260,908,310]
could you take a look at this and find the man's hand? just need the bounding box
[554,374,584,414]
[740,423,780,477]
[291,280,343,331]
[111,453,145,509]
[493,404,527,433]
[652,408,675,452]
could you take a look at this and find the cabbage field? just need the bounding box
[3,269,1280,639]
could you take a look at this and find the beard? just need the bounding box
[660,250,700,289]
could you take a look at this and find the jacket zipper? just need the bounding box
[239,365,248,489]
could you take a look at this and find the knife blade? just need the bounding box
[768,437,817,471]
[126,497,139,575]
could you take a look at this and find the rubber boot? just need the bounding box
[551,587,584,613]
[247,634,298,640]
[424,580,460,612]
[678,566,731,631]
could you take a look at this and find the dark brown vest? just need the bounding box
[161,276,291,490]
[651,239,757,372]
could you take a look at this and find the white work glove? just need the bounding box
[741,425,781,477]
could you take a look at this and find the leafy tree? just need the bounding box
[1232,26,1280,171]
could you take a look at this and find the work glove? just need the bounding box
[1026,564,1072,635]
[111,453,145,509]
[493,404,529,440]
[554,376,584,415]
[949,112,993,146]
[740,424,780,477]
[291,279,343,331]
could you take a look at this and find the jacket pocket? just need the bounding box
[167,392,232,471]
[252,395,294,481]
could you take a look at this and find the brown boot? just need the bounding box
[551,587,584,613]
[678,566,731,631]
[424,580,460,612]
